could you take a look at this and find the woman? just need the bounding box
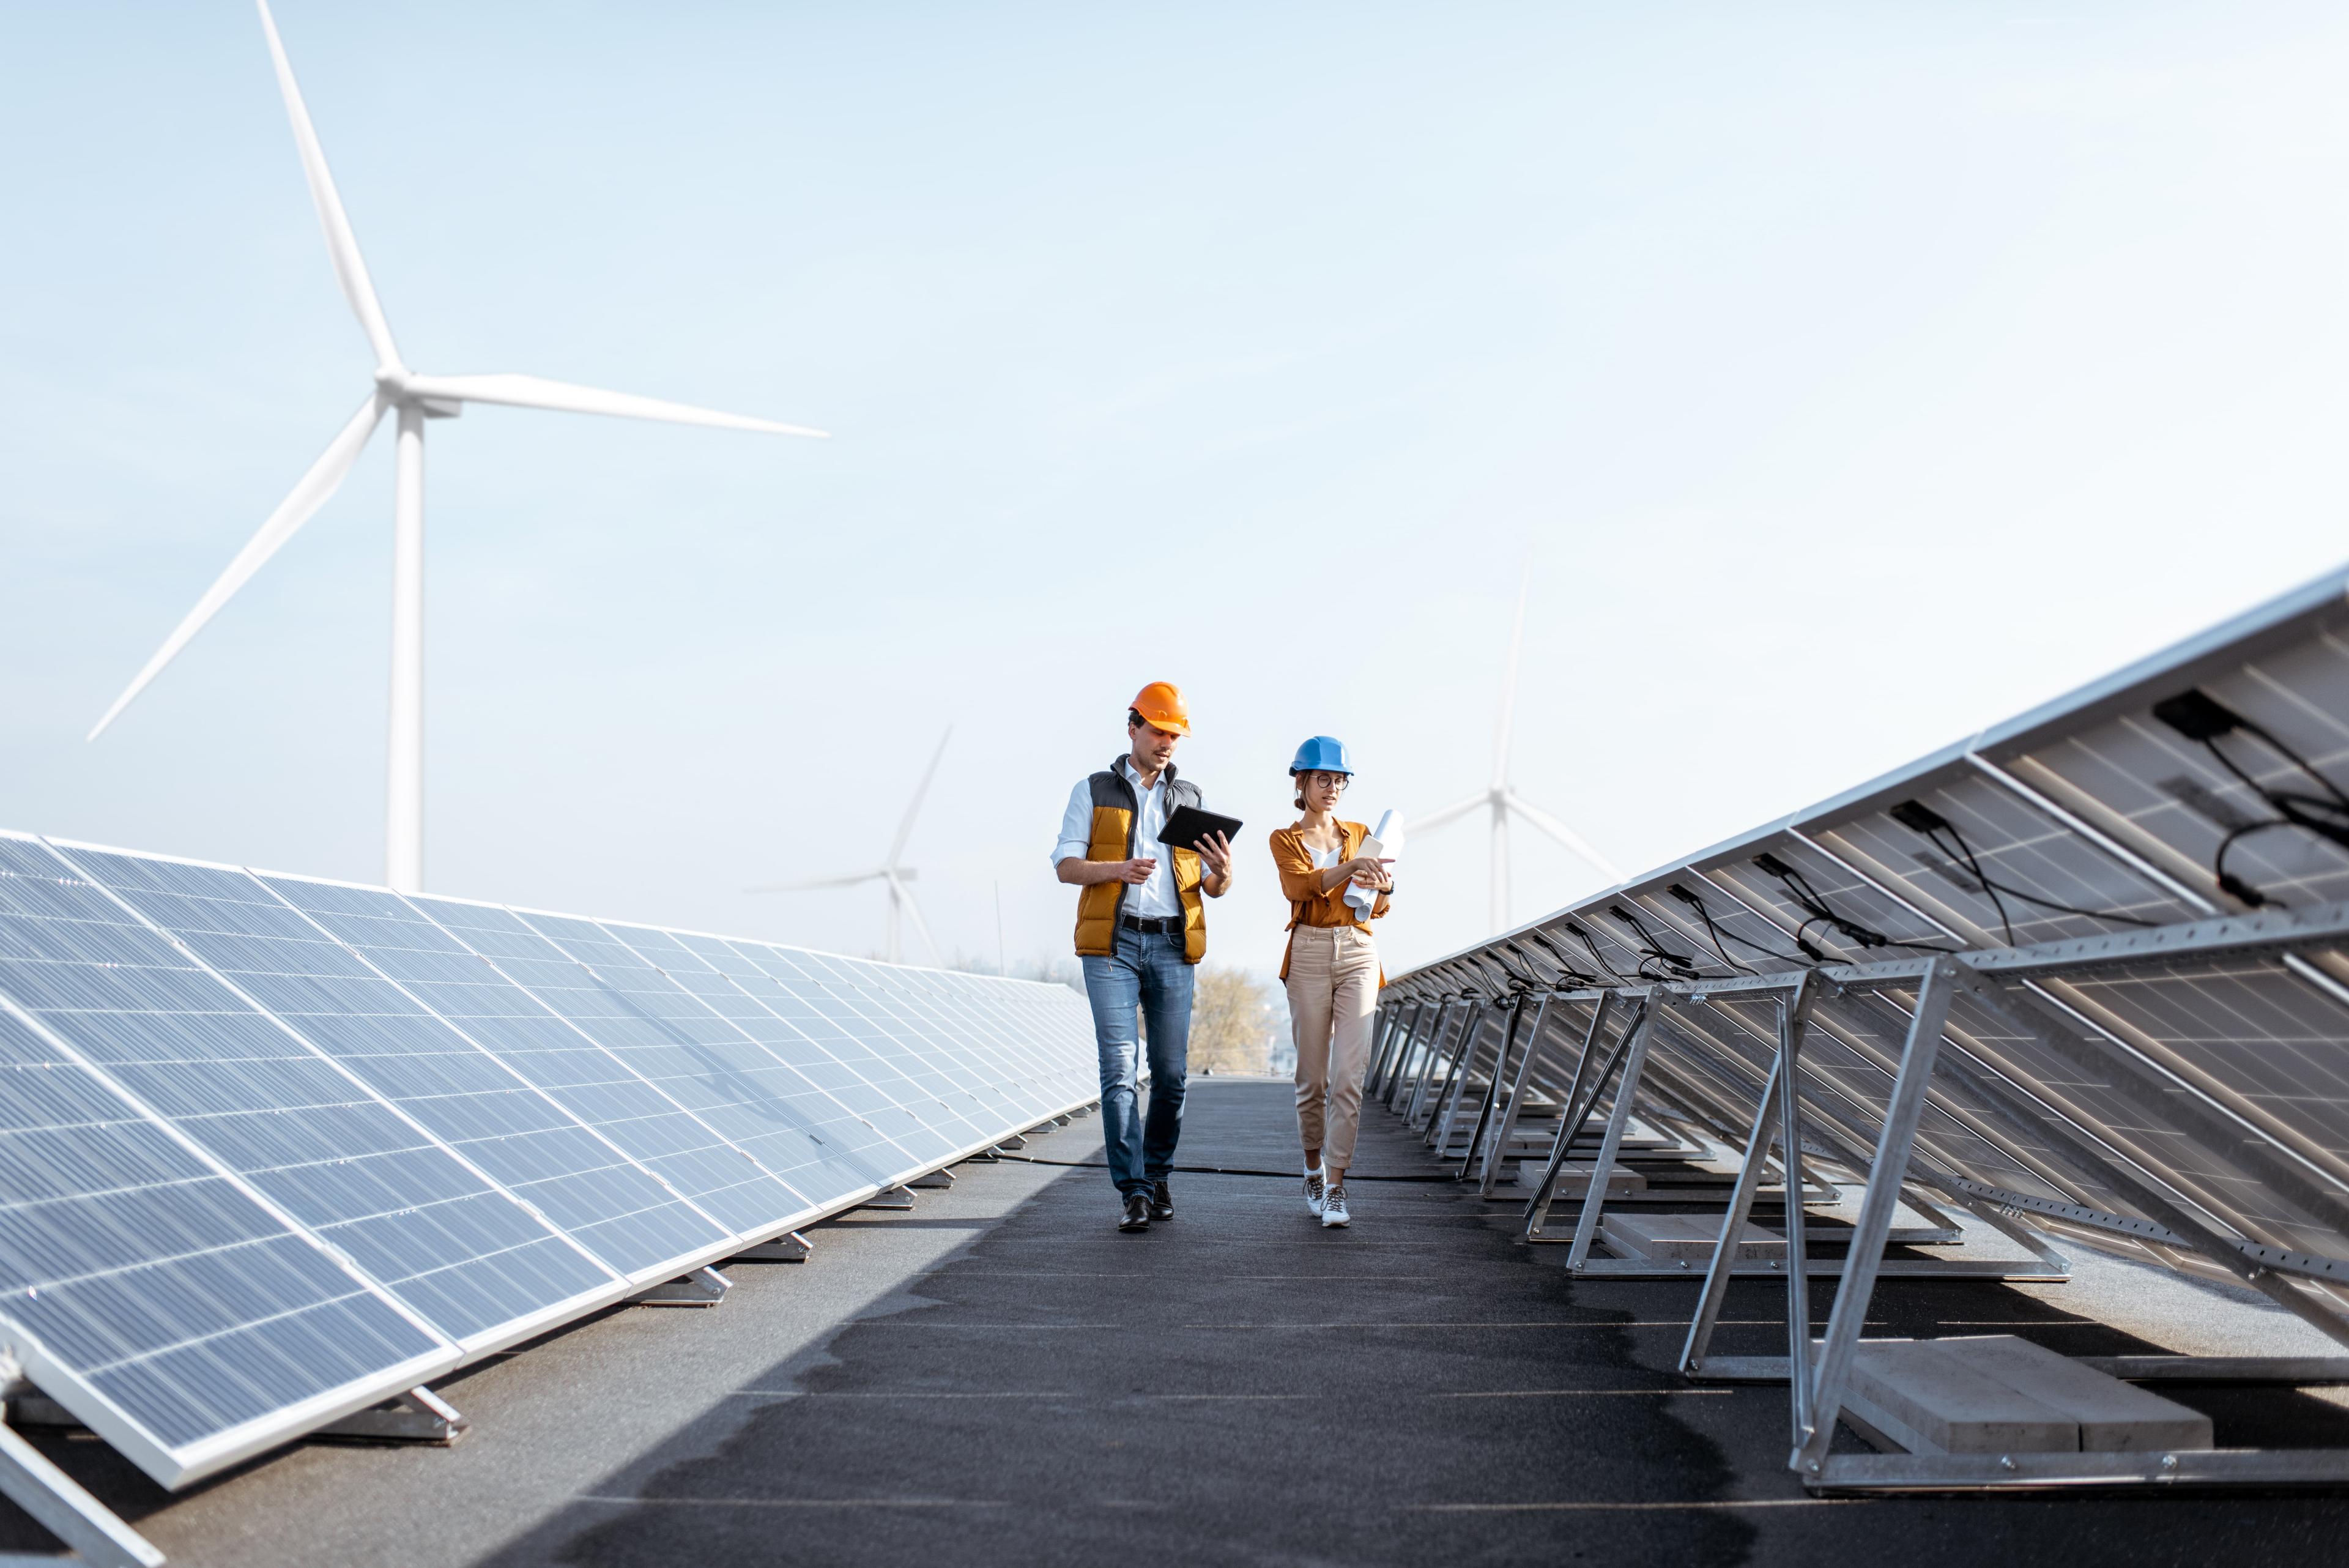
[1269,736,1392,1228]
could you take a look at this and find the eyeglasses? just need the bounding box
[1305,773,1349,791]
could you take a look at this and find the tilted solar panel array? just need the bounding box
[1385,563,2349,1328]
[0,834,1096,1487]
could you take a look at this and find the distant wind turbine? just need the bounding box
[87,0,827,894]
[1412,559,1623,933]
[750,729,952,967]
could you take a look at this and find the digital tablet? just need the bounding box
[1157,804,1244,853]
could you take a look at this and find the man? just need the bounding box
[1053,681,1234,1232]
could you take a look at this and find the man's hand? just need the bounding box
[1196,831,1234,880]
[1056,856,1158,887]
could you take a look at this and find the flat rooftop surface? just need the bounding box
[9,1076,2349,1566]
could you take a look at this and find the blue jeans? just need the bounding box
[1083,924,1194,1197]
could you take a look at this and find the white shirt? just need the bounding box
[1052,757,1182,919]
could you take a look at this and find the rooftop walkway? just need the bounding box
[11,1078,2348,1566]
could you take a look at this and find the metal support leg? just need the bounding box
[1367,1005,1406,1099]
[908,1169,955,1189]
[635,1266,730,1306]
[1372,1001,1414,1105]
[0,1424,163,1568]
[1396,1001,1440,1115]
[1680,1047,1786,1376]
[1565,1002,1661,1269]
[311,1384,468,1444]
[733,1230,814,1261]
[1392,999,1449,1112]
[1420,1004,1482,1143]
[1792,959,1956,1477]
[1428,1000,1493,1151]
[1408,1001,1474,1127]
[1777,980,1818,1447]
[1457,994,1534,1180]
[861,1186,918,1210]
[1523,994,1645,1239]
[1477,994,1554,1192]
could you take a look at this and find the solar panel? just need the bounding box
[1382,563,2349,1490]
[0,835,604,1350]
[884,964,1089,1124]
[508,910,902,1209]
[56,851,729,1287]
[0,827,1098,1523]
[295,887,802,1241]
[598,924,943,1181]
[0,998,450,1487]
[804,955,1053,1140]
[724,942,1004,1153]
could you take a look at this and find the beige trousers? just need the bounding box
[1286,924,1379,1170]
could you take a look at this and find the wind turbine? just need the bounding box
[87,0,827,894]
[749,729,951,967]
[1413,560,1623,933]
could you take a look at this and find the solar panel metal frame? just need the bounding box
[1382,563,2349,1491]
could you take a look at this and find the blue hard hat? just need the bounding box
[1289,735,1353,776]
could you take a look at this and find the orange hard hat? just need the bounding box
[1129,680,1191,735]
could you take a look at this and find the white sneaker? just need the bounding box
[1304,1170,1326,1217]
[1321,1183,1351,1228]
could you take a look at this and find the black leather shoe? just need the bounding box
[1118,1193,1151,1232]
[1148,1178,1174,1222]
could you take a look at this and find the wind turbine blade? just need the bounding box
[1504,792,1625,882]
[889,872,945,968]
[746,871,886,892]
[89,393,386,740]
[1408,795,1487,838]
[888,727,952,867]
[399,373,827,438]
[1492,551,1531,789]
[255,0,401,370]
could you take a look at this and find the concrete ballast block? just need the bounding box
[1602,1213,1784,1261]
[1524,1162,1647,1197]
[1846,1340,2078,1455]
[1931,1336,2213,1452]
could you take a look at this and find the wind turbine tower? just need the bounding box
[1413,561,1624,933]
[87,1,827,893]
[751,729,953,967]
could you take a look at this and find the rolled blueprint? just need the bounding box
[1345,808,1403,920]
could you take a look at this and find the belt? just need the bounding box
[1119,915,1182,935]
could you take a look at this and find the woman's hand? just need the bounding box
[1345,856,1394,889]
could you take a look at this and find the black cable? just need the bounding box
[2151,689,2349,908]
[1887,800,2159,940]
[2212,819,2320,908]
[1671,890,1754,975]
[1894,804,2016,944]
[1564,920,1635,983]
[1606,902,1712,982]
[1664,882,1823,968]
[1751,852,1959,956]
[1527,931,1606,989]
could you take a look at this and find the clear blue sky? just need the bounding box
[7,1,2349,980]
